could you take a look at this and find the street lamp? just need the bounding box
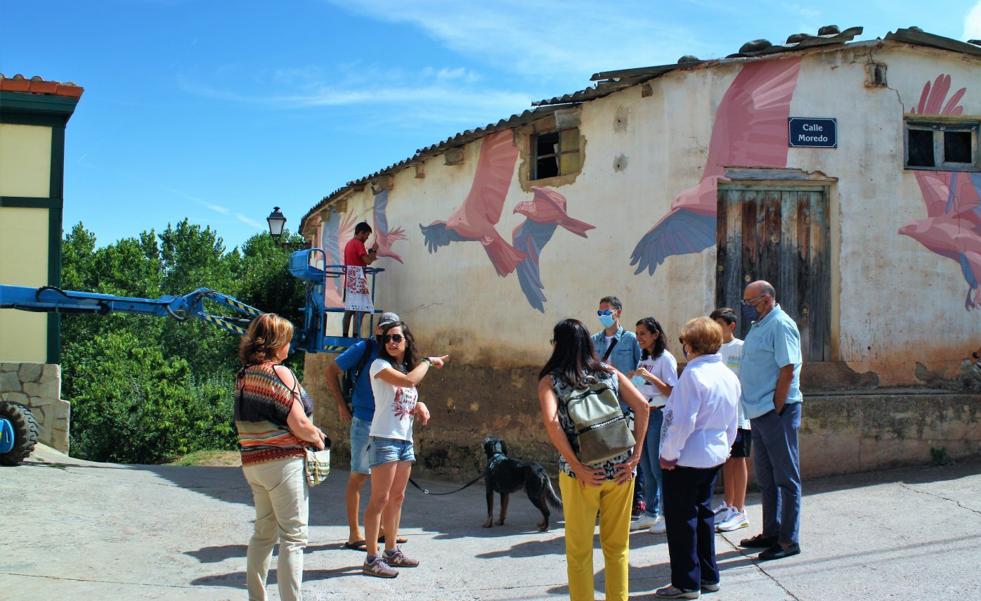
[266,206,287,240]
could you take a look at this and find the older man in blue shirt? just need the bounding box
[737,281,803,562]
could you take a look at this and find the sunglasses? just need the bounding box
[597,309,613,316]
[382,334,404,344]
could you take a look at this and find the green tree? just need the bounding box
[58,220,310,462]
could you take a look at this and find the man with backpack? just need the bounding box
[326,311,405,550]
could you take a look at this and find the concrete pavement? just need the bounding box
[2,445,979,600]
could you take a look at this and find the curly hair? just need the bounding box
[679,316,724,356]
[239,313,294,365]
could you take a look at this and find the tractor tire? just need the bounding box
[0,401,39,466]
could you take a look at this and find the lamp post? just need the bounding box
[266,206,287,242]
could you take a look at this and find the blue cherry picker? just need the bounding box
[0,248,384,465]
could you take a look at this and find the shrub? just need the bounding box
[63,331,236,463]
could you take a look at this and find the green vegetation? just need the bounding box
[61,220,306,463]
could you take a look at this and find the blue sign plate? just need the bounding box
[788,117,837,148]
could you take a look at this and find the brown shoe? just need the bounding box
[384,546,420,568]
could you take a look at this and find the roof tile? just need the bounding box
[0,74,84,99]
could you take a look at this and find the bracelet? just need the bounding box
[422,357,432,365]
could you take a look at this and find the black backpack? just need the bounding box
[342,340,376,413]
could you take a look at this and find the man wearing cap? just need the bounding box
[326,312,411,549]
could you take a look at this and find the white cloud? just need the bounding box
[177,65,537,128]
[235,213,262,228]
[325,0,712,77]
[966,1,981,39]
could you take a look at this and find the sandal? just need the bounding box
[342,539,367,550]
[378,534,408,544]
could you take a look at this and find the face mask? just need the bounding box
[741,303,759,325]
[598,313,616,329]
[630,374,646,388]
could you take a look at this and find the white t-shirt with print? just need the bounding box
[636,350,679,407]
[369,358,418,441]
[719,338,750,429]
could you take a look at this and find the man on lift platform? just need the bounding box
[343,222,379,338]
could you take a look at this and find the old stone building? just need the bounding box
[300,27,981,478]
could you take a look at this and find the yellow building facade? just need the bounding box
[0,75,83,452]
[0,77,82,363]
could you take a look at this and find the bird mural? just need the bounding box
[630,57,802,276]
[320,208,357,308]
[900,74,981,310]
[372,189,407,263]
[419,129,527,277]
[512,187,595,312]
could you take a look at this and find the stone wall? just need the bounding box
[305,351,981,480]
[0,362,69,453]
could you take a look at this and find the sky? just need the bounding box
[3,0,981,250]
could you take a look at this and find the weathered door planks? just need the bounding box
[716,186,830,361]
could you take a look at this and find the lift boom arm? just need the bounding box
[0,285,262,337]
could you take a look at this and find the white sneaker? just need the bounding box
[631,514,658,531]
[649,515,667,534]
[714,506,734,530]
[712,502,730,516]
[717,510,749,532]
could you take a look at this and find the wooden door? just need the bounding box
[716,186,830,361]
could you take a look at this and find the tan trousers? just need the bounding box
[243,457,308,601]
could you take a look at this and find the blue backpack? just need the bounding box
[342,340,376,412]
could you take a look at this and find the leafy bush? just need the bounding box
[64,331,237,463]
[59,221,308,463]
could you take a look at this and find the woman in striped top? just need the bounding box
[235,313,326,601]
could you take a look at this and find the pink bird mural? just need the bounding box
[900,74,981,310]
[372,189,407,263]
[630,58,802,275]
[512,187,596,312]
[321,209,357,308]
[419,130,526,277]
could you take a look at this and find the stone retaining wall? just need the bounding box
[305,351,981,481]
[0,363,70,453]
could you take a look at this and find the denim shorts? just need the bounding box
[368,436,415,467]
[350,416,372,474]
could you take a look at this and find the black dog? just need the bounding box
[483,436,562,531]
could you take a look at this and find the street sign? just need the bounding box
[788,117,837,148]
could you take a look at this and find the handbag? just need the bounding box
[304,446,331,487]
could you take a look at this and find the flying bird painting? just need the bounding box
[630,58,802,276]
[512,187,595,312]
[321,208,357,308]
[372,189,407,263]
[419,130,526,277]
[900,74,981,310]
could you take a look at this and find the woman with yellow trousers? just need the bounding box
[537,318,649,601]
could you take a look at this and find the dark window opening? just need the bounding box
[904,119,979,171]
[907,129,935,167]
[944,130,972,163]
[534,132,560,179]
[531,128,581,180]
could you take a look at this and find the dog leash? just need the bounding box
[407,473,484,496]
